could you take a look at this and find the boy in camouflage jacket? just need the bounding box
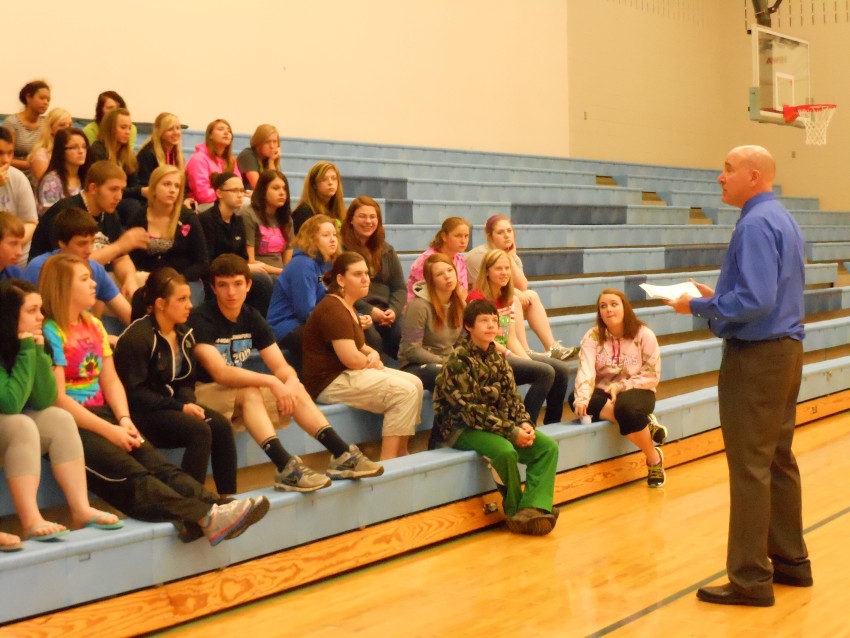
[433,299,559,536]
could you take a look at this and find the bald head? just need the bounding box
[731,145,776,183]
[718,145,776,208]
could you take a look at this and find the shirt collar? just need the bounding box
[740,191,777,218]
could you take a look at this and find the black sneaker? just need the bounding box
[647,413,668,445]
[647,447,666,488]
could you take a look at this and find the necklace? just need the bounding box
[82,193,104,224]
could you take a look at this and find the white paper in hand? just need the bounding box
[639,281,701,301]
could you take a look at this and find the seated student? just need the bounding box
[267,214,344,373]
[0,128,38,266]
[136,112,185,186]
[569,288,666,487]
[36,127,91,215]
[89,108,145,225]
[291,161,346,235]
[190,254,383,492]
[114,268,237,495]
[40,253,267,545]
[469,249,570,426]
[0,212,26,281]
[2,81,50,174]
[433,299,559,535]
[398,253,465,391]
[82,91,139,150]
[31,160,149,299]
[341,196,406,359]
[26,107,72,186]
[199,172,273,313]
[303,252,424,460]
[237,124,281,190]
[406,217,471,302]
[239,169,293,277]
[466,215,577,361]
[126,165,209,283]
[185,119,241,208]
[0,279,122,542]
[23,208,132,325]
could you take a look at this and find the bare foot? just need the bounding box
[25,520,67,538]
[0,531,22,548]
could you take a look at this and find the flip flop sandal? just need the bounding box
[25,523,70,542]
[84,514,124,530]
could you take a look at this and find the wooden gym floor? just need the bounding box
[151,410,850,638]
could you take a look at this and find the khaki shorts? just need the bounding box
[195,382,291,430]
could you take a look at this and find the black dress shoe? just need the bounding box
[773,571,813,587]
[696,583,775,607]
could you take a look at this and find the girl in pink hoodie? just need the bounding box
[569,288,668,487]
[185,119,241,205]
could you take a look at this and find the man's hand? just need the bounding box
[666,294,693,315]
[119,227,150,252]
[271,378,297,415]
[690,278,715,297]
[516,423,536,447]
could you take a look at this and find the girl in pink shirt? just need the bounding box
[569,288,667,487]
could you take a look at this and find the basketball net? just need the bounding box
[783,104,837,146]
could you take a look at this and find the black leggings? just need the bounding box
[133,405,237,495]
[568,388,655,435]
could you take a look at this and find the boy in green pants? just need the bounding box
[433,299,559,535]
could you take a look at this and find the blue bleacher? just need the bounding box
[3,130,850,626]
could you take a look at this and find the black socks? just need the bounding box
[316,425,349,457]
[261,436,292,472]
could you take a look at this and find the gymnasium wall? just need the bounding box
[2,0,570,157]
[567,0,850,209]
[5,1,849,207]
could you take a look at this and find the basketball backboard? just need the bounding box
[749,24,810,125]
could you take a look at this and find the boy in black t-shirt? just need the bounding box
[190,254,383,491]
[31,161,148,299]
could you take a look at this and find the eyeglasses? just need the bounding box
[219,188,246,194]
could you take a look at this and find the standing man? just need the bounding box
[668,145,811,607]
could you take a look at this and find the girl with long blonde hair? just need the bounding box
[137,112,186,186]
[26,107,72,184]
[126,165,209,282]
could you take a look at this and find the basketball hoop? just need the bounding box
[783,103,837,145]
